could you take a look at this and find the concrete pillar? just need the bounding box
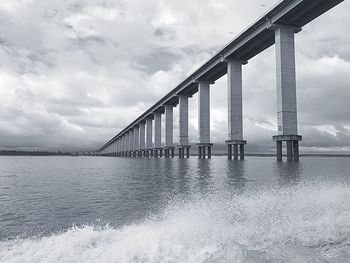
[178,95,191,158]
[272,25,302,162]
[129,129,134,157]
[197,81,212,159]
[293,141,299,161]
[275,25,298,136]
[115,141,117,156]
[122,134,126,157]
[227,60,243,141]
[146,118,153,154]
[125,132,129,156]
[165,105,174,147]
[240,144,245,160]
[124,134,127,157]
[134,125,139,157]
[233,145,238,160]
[154,112,162,149]
[164,105,175,158]
[179,95,189,145]
[139,122,146,153]
[287,141,293,161]
[119,138,122,157]
[117,139,119,157]
[198,81,210,144]
[276,141,282,161]
[225,60,247,160]
[228,145,232,160]
[116,139,119,157]
[120,138,123,157]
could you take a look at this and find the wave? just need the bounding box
[1,183,350,262]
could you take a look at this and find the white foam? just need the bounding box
[1,183,350,262]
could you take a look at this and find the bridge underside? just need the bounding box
[99,0,344,161]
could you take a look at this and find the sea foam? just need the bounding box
[1,183,350,263]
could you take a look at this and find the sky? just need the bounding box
[0,0,349,153]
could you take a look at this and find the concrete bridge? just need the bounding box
[98,0,344,161]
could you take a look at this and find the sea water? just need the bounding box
[0,156,350,262]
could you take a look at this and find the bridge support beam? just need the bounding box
[139,122,146,157]
[225,59,247,160]
[197,81,212,159]
[121,138,123,157]
[273,24,302,162]
[153,112,162,158]
[134,125,140,158]
[116,139,119,157]
[129,129,134,157]
[178,95,191,158]
[123,134,126,157]
[124,132,129,157]
[164,105,175,158]
[146,117,153,158]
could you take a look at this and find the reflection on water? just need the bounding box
[196,159,213,194]
[177,159,191,195]
[225,160,247,194]
[274,161,302,186]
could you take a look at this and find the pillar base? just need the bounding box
[164,147,175,158]
[153,148,163,158]
[273,135,302,162]
[177,145,191,158]
[225,140,246,160]
[144,149,153,157]
[196,143,213,159]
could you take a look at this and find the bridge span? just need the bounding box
[98,0,344,161]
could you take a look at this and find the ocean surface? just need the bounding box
[0,156,350,262]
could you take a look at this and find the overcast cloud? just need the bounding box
[0,0,349,152]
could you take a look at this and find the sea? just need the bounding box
[0,156,350,262]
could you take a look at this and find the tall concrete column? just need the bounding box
[121,135,124,157]
[146,118,153,157]
[154,112,162,157]
[178,95,190,158]
[123,134,127,157]
[164,105,175,158]
[119,139,122,156]
[273,24,302,162]
[139,122,146,157]
[125,132,129,157]
[134,125,140,157]
[130,129,135,157]
[119,136,122,157]
[197,81,213,159]
[117,137,121,157]
[225,60,247,160]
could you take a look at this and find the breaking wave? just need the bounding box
[1,183,350,262]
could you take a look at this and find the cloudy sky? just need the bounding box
[0,0,349,153]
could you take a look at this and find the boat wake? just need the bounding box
[1,183,350,262]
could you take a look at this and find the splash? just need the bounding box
[1,183,350,262]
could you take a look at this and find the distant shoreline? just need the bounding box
[1,151,350,158]
[0,151,72,156]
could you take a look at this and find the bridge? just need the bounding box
[97,0,344,161]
